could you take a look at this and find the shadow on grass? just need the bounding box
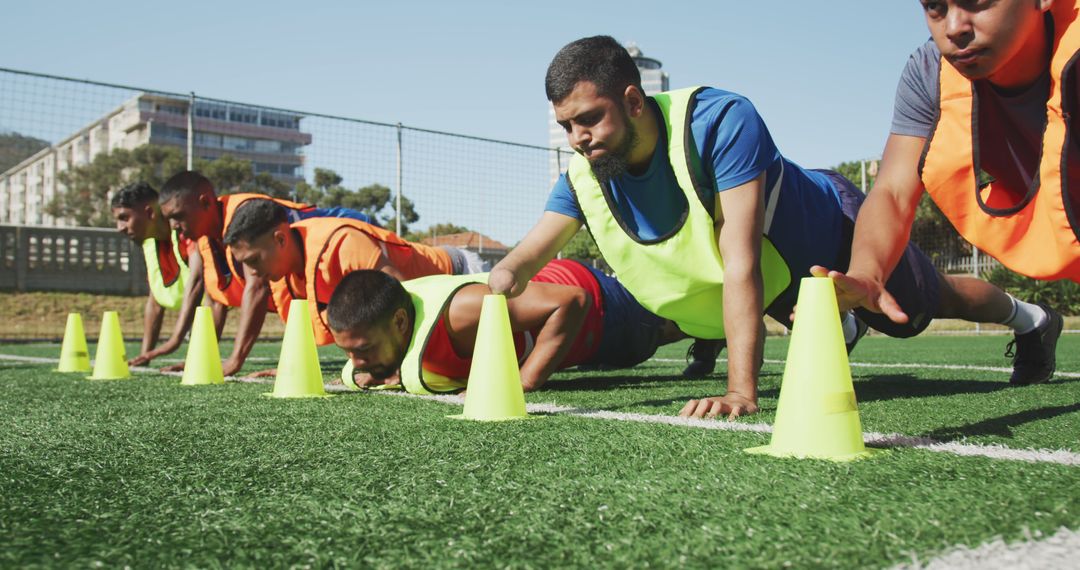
[546,370,780,392]
[849,374,1012,403]
[923,403,1080,440]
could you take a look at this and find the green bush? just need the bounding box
[983,264,1080,315]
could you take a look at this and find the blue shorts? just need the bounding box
[764,170,939,338]
[584,265,667,368]
[294,206,379,227]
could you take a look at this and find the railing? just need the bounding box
[0,224,147,295]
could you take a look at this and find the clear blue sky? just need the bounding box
[1,0,931,169]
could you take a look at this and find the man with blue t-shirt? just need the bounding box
[490,35,1039,420]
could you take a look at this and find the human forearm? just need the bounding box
[490,213,582,296]
[155,276,204,356]
[140,296,165,354]
[847,188,917,283]
[518,294,588,391]
[224,279,269,375]
[721,265,763,400]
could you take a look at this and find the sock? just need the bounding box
[999,296,1048,335]
[841,311,859,344]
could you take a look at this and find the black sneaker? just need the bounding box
[846,315,869,355]
[682,339,726,378]
[1005,303,1064,385]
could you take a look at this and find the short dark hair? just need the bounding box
[223,199,288,246]
[110,181,159,209]
[159,170,215,204]
[327,270,415,332]
[545,35,642,103]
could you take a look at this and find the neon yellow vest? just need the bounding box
[399,273,488,394]
[141,231,190,311]
[566,86,791,339]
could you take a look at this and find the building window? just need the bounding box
[194,103,228,120]
[194,132,223,148]
[228,107,258,124]
[253,139,280,153]
[223,136,254,151]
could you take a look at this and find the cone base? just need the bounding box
[261,392,332,399]
[447,413,534,422]
[56,366,91,373]
[744,444,885,462]
[85,375,132,381]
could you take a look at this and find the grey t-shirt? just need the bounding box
[891,40,1050,137]
[891,40,1051,187]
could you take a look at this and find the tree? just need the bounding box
[47,144,288,227]
[560,229,602,261]
[405,222,472,243]
[295,168,419,234]
[830,159,969,268]
[0,131,50,173]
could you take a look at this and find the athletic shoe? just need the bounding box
[682,339,726,378]
[1005,303,1064,385]
[846,316,869,355]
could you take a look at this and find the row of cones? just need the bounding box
[447,279,882,462]
[55,277,878,461]
[55,302,330,398]
[451,279,880,464]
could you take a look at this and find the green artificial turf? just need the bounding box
[0,336,1078,568]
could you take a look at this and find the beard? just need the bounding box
[586,113,639,184]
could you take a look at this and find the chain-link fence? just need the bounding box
[3,67,1060,341]
[0,66,570,248]
[0,66,578,340]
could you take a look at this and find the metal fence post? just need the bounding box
[395,123,403,236]
[973,246,981,334]
[187,92,195,171]
[15,226,28,292]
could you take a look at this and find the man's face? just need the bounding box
[923,0,1052,81]
[554,80,640,182]
[160,192,214,241]
[331,311,410,382]
[229,228,291,281]
[112,204,153,243]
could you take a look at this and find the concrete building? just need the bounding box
[546,42,670,183]
[0,94,311,226]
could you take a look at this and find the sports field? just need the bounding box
[1,334,1078,568]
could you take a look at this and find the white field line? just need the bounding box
[891,526,1080,570]
[3,353,1078,466]
[651,358,1080,379]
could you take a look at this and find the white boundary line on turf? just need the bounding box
[651,358,1080,379]
[3,353,1079,467]
[375,391,1080,466]
[891,526,1080,570]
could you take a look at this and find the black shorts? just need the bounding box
[765,170,939,338]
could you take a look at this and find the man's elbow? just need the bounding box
[568,289,590,321]
[722,259,762,284]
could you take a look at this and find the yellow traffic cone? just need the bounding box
[264,300,328,398]
[56,313,91,373]
[451,294,529,421]
[87,311,131,380]
[745,277,880,461]
[180,306,224,386]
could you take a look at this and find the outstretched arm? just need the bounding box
[680,173,766,420]
[811,134,927,324]
[489,212,582,297]
[449,281,589,391]
[222,263,270,377]
[135,295,165,363]
[132,249,206,366]
[509,282,590,391]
